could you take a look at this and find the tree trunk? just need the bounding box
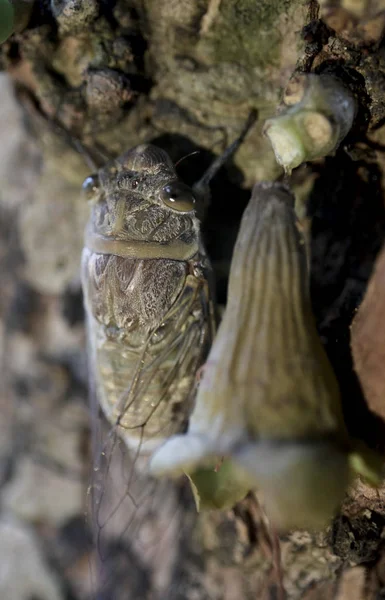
[2,1,385,599]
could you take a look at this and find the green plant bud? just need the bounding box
[264,74,356,173]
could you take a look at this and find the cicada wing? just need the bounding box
[88,417,187,600]
[86,285,213,599]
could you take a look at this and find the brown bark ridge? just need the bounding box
[2,1,385,599]
[351,243,385,423]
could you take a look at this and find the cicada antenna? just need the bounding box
[174,150,201,169]
[193,109,257,210]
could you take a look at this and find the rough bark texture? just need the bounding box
[2,1,385,599]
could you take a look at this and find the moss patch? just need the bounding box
[209,0,294,68]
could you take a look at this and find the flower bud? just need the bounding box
[264,74,356,173]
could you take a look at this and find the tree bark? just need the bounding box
[2,1,385,599]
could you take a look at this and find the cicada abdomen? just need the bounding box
[81,144,215,596]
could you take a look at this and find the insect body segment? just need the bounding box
[82,143,213,455]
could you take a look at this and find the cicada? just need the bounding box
[82,144,213,455]
[81,114,256,597]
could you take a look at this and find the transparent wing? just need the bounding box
[86,274,214,599]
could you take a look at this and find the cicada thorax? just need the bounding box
[81,143,214,594]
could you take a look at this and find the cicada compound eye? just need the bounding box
[82,173,101,201]
[160,181,196,212]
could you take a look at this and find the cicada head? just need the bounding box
[82,144,201,259]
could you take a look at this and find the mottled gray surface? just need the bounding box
[2,1,385,598]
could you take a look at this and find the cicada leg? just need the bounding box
[193,109,257,214]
